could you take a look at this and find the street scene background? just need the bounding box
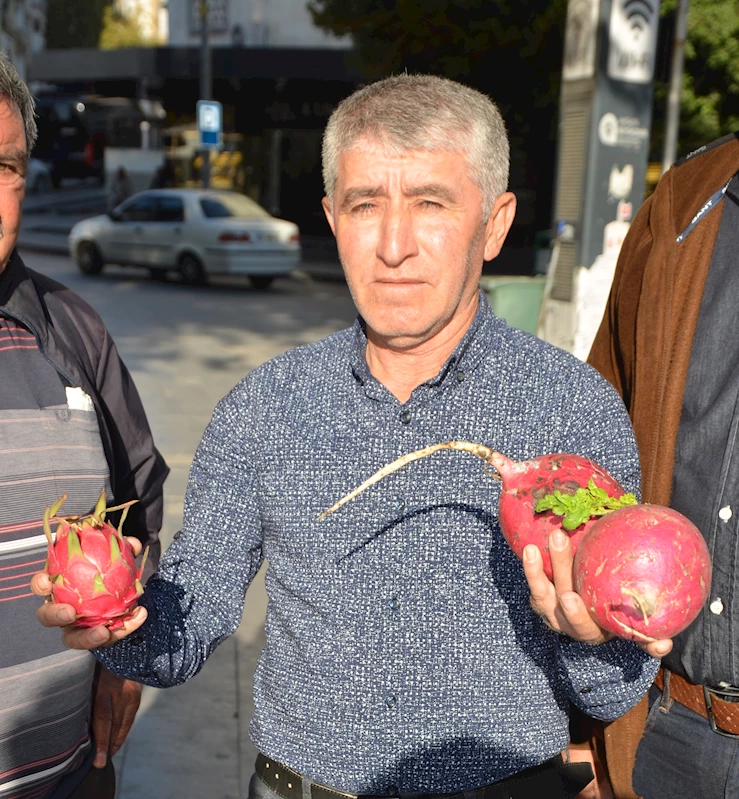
[4,0,738,795]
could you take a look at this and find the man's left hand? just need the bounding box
[523,530,673,659]
[91,665,142,768]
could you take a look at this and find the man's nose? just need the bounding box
[376,205,418,267]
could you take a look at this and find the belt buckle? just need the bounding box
[703,685,739,738]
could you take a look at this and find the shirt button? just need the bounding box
[387,787,399,796]
[130,635,144,647]
[399,410,411,424]
[389,596,401,611]
[579,686,593,694]
[719,506,733,521]
[385,695,397,708]
[710,598,724,615]
[395,498,406,512]
[173,530,182,540]
[456,369,466,383]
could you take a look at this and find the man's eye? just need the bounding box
[352,202,375,213]
[419,200,442,209]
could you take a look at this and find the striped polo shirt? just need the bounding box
[0,312,112,799]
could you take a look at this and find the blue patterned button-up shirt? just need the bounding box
[98,293,657,792]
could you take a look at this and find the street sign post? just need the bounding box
[197,99,222,149]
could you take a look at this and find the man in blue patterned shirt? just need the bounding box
[35,75,671,799]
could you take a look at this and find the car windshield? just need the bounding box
[200,194,271,220]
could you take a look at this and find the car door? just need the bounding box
[143,195,186,268]
[107,194,158,265]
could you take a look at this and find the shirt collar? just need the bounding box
[349,289,498,390]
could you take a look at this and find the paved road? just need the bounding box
[16,249,358,799]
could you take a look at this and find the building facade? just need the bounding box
[1,0,46,81]
[167,0,350,49]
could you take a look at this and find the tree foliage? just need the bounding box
[308,0,567,136]
[99,2,150,50]
[45,0,109,49]
[660,0,739,154]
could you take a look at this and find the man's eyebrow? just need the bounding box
[0,148,28,166]
[404,183,457,203]
[340,186,386,210]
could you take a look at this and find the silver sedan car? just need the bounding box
[68,188,301,288]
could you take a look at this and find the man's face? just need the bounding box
[0,98,26,273]
[323,138,515,350]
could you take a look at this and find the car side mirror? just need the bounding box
[108,209,122,222]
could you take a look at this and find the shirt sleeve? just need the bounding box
[95,377,264,686]
[552,362,660,720]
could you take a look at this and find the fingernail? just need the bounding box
[524,545,539,563]
[59,607,75,623]
[653,642,670,657]
[552,531,567,551]
[90,627,109,645]
[94,752,107,768]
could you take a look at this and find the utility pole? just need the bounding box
[200,0,211,188]
[662,0,689,174]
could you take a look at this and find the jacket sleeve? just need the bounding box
[95,378,263,686]
[94,325,169,579]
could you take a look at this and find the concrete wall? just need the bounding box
[167,0,351,49]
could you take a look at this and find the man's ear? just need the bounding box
[322,196,336,236]
[482,192,517,262]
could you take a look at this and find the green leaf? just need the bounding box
[534,479,639,528]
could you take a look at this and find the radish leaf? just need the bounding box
[534,479,637,530]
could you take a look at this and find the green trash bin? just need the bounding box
[480,276,546,335]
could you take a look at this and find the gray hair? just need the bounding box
[322,74,509,216]
[0,51,37,155]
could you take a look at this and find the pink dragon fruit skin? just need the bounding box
[44,492,146,630]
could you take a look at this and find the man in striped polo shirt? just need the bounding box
[0,53,168,798]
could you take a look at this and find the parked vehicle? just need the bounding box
[34,93,166,188]
[68,189,301,289]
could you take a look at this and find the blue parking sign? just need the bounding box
[197,100,222,149]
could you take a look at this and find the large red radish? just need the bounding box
[573,505,711,642]
[318,441,635,579]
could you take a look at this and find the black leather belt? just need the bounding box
[255,753,594,799]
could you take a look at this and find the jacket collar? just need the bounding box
[0,250,51,348]
[349,288,495,390]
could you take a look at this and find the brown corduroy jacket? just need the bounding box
[587,131,739,799]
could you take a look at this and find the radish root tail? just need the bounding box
[317,441,498,520]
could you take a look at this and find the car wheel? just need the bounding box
[77,242,104,276]
[250,275,275,290]
[178,253,207,285]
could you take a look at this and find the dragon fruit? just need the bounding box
[43,491,147,629]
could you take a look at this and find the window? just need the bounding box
[155,196,185,222]
[118,195,157,222]
[199,193,270,220]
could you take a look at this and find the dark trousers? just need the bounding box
[66,761,116,799]
[633,684,739,799]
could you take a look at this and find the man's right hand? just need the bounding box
[31,535,148,649]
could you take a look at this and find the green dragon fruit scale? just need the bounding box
[43,491,148,630]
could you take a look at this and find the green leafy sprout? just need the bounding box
[534,478,638,531]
